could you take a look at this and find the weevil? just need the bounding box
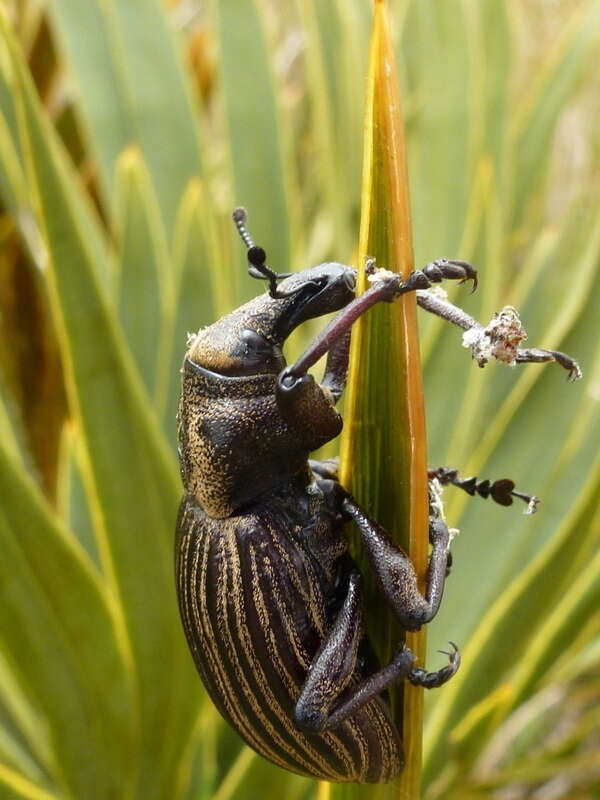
[175,209,581,783]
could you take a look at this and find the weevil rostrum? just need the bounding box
[175,209,581,783]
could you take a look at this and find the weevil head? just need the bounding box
[186,263,356,377]
[179,263,355,518]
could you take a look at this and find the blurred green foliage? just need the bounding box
[0,1,598,798]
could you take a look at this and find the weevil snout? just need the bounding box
[271,263,356,341]
[186,263,356,378]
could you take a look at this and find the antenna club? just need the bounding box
[232,207,247,225]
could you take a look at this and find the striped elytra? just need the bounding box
[175,491,404,783]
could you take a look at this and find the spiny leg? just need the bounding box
[294,571,363,733]
[416,289,582,380]
[429,466,540,514]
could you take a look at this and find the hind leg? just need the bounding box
[294,570,458,734]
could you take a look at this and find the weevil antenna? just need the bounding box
[232,208,297,299]
[232,207,256,250]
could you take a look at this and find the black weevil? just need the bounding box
[175,210,581,783]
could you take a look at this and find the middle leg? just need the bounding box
[318,480,453,632]
[280,259,477,389]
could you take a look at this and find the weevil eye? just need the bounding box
[241,329,271,355]
[230,329,285,375]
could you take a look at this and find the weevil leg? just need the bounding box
[407,643,461,689]
[294,570,363,732]
[515,347,582,379]
[294,571,450,733]
[429,466,540,514]
[416,290,582,380]
[321,329,352,403]
[280,260,477,385]
[305,646,413,733]
[338,493,451,631]
[323,642,457,731]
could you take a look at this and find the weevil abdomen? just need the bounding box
[176,492,403,783]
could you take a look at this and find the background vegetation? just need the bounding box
[0,0,598,798]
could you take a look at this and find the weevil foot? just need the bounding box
[421,259,478,292]
[402,260,477,295]
[430,467,540,514]
[408,642,461,689]
[516,347,582,381]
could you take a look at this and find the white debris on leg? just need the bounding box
[462,306,527,368]
[429,478,459,544]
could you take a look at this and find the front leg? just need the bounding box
[417,290,582,380]
[281,259,476,384]
[316,258,466,398]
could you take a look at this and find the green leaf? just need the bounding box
[211,0,295,302]
[299,0,368,257]
[0,440,136,799]
[401,0,473,261]
[0,39,110,289]
[56,428,100,566]
[2,16,201,798]
[498,544,600,718]
[0,650,54,790]
[0,763,59,800]
[0,384,27,469]
[114,146,174,411]
[336,2,428,796]
[164,180,220,437]
[0,107,27,217]
[424,460,600,784]
[46,0,204,232]
[510,0,600,232]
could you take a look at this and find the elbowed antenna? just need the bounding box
[232,207,293,298]
[232,208,302,299]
